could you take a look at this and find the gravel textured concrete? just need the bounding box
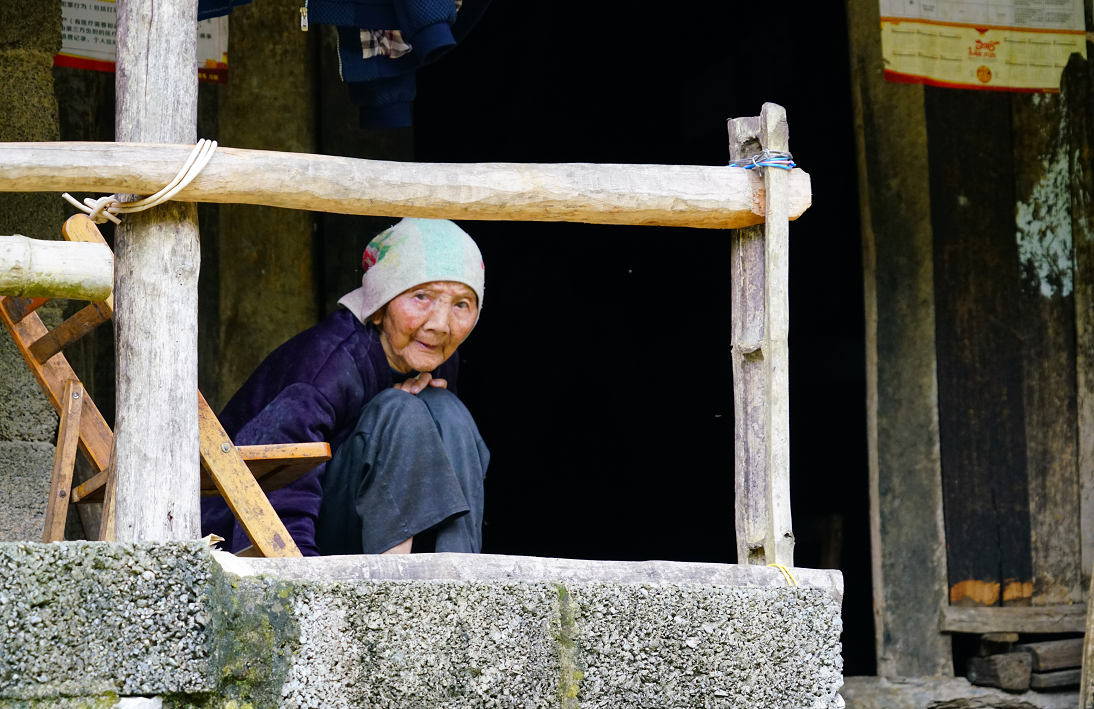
[245,552,845,603]
[0,542,217,700]
[1,542,844,708]
[572,583,843,709]
[282,581,563,709]
[0,443,55,542]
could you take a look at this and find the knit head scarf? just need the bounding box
[338,218,485,324]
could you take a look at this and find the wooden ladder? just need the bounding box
[1,214,329,556]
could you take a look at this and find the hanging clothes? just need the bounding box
[334,0,490,127]
[196,0,490,128]
[197,0,251,21]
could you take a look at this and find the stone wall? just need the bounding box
[0,543,845,709]
[0,0,65,542]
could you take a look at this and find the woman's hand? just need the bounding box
[393,372,447,394]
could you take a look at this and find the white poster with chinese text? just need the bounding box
[56,0,228,84]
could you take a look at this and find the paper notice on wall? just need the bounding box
[55,0,228,84]
[880,0,1088,92]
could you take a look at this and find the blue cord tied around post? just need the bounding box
[728,149,796,172]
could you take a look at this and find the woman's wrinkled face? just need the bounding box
[372,281,479,373]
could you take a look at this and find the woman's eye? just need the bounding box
[414,293,429,301]
[455,301,469,309]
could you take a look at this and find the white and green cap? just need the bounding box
[338,218,485,323]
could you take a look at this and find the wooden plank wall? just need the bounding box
[1013,92,1083,607]
[926,83,1087,610]
[849,0,1094,677]
[1064,54,1094,596]
[926,90,1036,608]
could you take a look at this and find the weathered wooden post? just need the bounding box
[111,0,201,540]
[729,103,794,567]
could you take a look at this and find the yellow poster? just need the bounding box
[880,0,1087,92]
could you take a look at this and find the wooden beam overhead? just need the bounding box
[0,142,812,230]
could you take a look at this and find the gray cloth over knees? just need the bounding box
[316,387,489,555]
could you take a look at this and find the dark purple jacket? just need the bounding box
[200,308,459,555]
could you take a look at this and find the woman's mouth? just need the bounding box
[416,340,440,351]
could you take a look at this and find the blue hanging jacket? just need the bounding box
[197,0,251,20]
[196,0,490,128]
[342,0,491,127]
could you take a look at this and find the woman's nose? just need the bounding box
[422,304,451,333]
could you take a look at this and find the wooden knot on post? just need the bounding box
[734,341,763,356]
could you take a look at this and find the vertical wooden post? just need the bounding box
[112,0,201,540]
[848,0,952,676]
[728,104,794,568]
[759,103,794,568]
[729,115,768,566]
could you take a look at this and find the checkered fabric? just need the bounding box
[359,0,462,59]
[360,29,412,59]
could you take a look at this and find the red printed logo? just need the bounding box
[969,39,999,58]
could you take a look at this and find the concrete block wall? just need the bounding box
[0,0,65,542]
[0,542,844,708]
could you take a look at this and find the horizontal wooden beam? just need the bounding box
[0,142,812,229]
[940,604,1086,634]
[71,441,331,503]
[0,234,113,301]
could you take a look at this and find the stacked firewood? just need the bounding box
[966,634,1083,692]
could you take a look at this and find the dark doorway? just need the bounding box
[411,0,874,676]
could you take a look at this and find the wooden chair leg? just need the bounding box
[98,439,117,542]
[198,392,302,557]
[42,380,84,542]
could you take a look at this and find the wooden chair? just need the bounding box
[1,214,329,556]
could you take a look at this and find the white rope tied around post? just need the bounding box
[62,139,218,225]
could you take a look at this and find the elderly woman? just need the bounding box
[200,218,489,556]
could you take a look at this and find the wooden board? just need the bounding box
[30,301,112,363]
[1063,55,1094,599]
[1017,638,1084,671]
[42,380,84,543]
[1012,93,1084,607]
[1066,51,1094,709]
[926,88,1034,607]
[74,441,330,503]
[967,653,1033,691]
[201,443,330,496]
[847,0,952,677]
[940,604,1086,633]
[98,435,116,541]
[0,142,813,230]
[1031,669,1081,690]
[4,296,49,323]
[0,298,113,475]
[197,391,301,557]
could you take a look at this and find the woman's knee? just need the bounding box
[365,387,477,438]
[364,387,434,430]
[416,387,477,431]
